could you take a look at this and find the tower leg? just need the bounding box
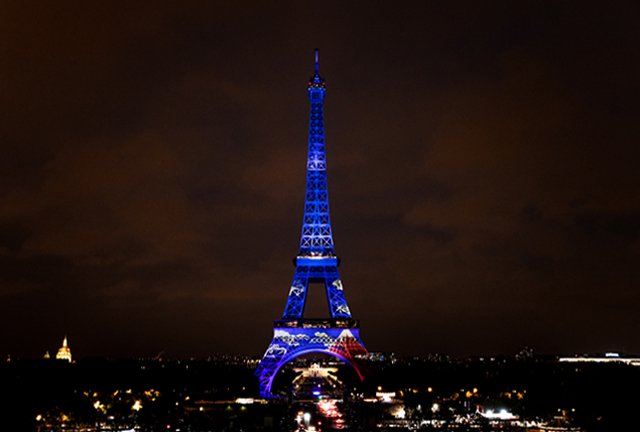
[283,272,308,319]
[255,338,288,397]
[325,273,351,318]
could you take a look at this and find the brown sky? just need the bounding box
[1,1,639,358]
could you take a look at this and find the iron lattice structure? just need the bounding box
[256,51,367,397]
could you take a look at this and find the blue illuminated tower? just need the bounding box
[256,50,368,397]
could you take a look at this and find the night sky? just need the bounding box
[1,1,639,359]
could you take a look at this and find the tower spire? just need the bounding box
[314,48,319,75]
[309,49,325,89]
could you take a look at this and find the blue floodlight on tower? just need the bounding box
[255,50,368,398]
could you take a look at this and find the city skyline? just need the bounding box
[1,2,639,358]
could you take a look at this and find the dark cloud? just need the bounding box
[0,1,638,358]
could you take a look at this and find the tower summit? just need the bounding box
[256,51,368,397]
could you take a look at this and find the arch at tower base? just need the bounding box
[255,321,368,398]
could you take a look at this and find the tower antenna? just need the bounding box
[314,48,319,74]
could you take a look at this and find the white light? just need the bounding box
[376,391,396,403]
[482,408,517,420]
[390,405,406,419]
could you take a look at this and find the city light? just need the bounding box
[482,408,518,420]
[376,391,396,403]
[559,354,640,366]
[93,400,105,413]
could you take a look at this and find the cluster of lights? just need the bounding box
[375,391,397,403]
[559,353,640,366]
[481,408,518,420]
[295,411,313,429]
[317,400,345,429]
[318,400,339,418]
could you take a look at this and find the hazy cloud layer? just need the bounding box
[1,1,638,358]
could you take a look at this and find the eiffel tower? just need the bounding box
[256,50,368,398]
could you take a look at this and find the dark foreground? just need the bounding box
[1,354,639,431]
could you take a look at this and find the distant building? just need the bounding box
[516,346,534,360]
[559,352,640,366]
[43,350,50,359]
[56,336,72,362]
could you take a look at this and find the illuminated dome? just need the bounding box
[56,336,72,362]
